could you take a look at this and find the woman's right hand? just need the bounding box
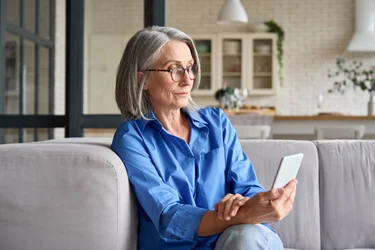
[214,193,250,221]
[236,179,297,224]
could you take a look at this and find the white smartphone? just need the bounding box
[271,153,304,189]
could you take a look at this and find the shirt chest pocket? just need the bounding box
[195,147,227,207]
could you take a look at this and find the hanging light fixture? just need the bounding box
[217,0,248,24]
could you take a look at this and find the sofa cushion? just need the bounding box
[240,140,320,250]
[0,142,137,250]
[316,140,375,250]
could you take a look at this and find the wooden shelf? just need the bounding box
[223,72,241,77]
[253,52,272,56]
[254,72,272,76]
[198,53,211,57]
[223,53,241,57]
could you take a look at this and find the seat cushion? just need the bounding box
[240,140,320,250]
[316,140,375,250]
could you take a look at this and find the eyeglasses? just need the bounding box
[144,65,199,82]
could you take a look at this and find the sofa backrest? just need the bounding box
[240,140,321,250]
[0,141,137,250]
[3,138,374,250]
[316,140,375,250]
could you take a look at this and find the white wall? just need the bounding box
[167,0,375,115]
[83,0,375,115]
[84,0,144,114]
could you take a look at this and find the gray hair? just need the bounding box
[115,26,201,120]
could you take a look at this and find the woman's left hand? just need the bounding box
[214,193,250,220]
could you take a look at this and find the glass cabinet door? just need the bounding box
[248,33,278,95]
[252,38,273,90]
[191,35,217,96]
[221,38,243,90]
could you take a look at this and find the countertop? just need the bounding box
[274,115,375,121]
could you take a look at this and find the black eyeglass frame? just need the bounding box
[144,65,199,82]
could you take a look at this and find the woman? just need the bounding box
[111,26,297,250]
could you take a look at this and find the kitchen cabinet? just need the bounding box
[189,34,218,96]
[191,33,278,96]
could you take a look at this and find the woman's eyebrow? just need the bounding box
[161,59,194,67]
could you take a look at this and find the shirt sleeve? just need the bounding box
[219,110,273,231]
[111,125,208,243]
[219,109,265,197]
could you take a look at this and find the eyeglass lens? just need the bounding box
[172,65,198,82]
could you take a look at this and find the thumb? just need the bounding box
[260,188,284,201]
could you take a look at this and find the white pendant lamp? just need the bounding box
[217,0,248,24]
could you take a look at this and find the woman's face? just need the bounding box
[144,40,194,112]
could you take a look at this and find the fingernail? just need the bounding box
[231,211,236,216]
[225,216,230,220]
[277,188,284,194]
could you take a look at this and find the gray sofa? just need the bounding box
[0,138,374,250]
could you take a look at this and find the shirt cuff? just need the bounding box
[166,205,208,241]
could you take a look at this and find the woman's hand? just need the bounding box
[214,193,250,220]
[237,179,298,224]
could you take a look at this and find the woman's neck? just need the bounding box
[153,108,190,143]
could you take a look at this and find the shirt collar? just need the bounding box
[135,110,159,132]
[185,109,208,129]
[135,108,208,131]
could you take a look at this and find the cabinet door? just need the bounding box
[249,33,278,95]
[218,34,247,91]
[191,35,217,96]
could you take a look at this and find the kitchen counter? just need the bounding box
[274,115,375,121]
[273,115,375,135]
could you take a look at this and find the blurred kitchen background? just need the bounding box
[1,0,375,143]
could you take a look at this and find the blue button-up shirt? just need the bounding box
[111,107,266,250]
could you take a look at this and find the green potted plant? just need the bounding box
[328,57,375,115]
[264,20,285,87]
[328,57,375,93]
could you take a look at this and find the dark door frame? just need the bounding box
[0,0,166,143]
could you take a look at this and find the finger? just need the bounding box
[218,194,233,219]
[284,179,298,196]
[260,188,284,201]
[237,197,250,206]
[224,194,241,220]
[288,185,297,203]
[232,197,250,217]
[276,183,297,208]
[230,197,249,217]
[214,203,218,211]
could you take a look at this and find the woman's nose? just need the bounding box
[179,70,192,85]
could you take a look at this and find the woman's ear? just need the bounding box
[137,71,149,90]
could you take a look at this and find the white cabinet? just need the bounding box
[189,34,218,96]
[248,33,278,95]
[191,33,278,96]
[218,33,247,92]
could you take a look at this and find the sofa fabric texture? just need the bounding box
[0,138,374,250]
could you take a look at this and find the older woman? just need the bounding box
[111,26,297,250]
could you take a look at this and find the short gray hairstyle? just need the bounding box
[115,26,201,120]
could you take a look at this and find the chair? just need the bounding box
[233,125,271,139]
[314,125,365,140]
